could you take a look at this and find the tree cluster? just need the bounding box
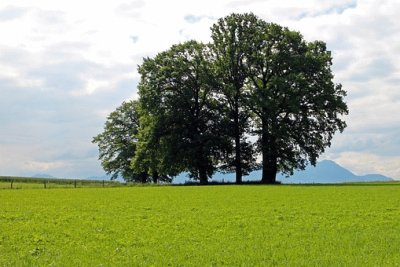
[93,13,348,184]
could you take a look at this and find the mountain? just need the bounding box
[172,160,393,184]
[278,160,393,183]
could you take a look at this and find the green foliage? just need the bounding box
[136,41,228,184]
[242,20,348,182]
[92,101,143,182]
[95,12,348,184]
[132,104,173,183]
[1,185,400,265]
[211,13,262,182]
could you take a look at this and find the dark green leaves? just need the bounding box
[136,41,226,184]
[94,13,348,184]
[92,101,140,181]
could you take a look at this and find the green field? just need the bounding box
[0,176,122,189]
[1,185,400,266]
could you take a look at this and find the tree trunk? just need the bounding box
[260,120,277,184]
[234,106,242,184]
[140,172,148,183]
[233,91,242,184]
[153,171,159,184]
[199,167,208,185]
[196,142,208,185]
[261,155,277,184]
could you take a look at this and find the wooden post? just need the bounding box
[44,180,47,189]
[102,180,105,188]
[74,180,77,188]
[11,180,13,189]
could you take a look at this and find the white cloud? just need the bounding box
[0,0,399,179]
[333,152,400,179]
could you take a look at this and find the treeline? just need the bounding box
[93,13,348,184]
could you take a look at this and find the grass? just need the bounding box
[0,176,122,189]
[1,185,400,266]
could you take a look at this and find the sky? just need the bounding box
[0,0,399,179]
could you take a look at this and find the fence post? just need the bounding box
[11,179,13,189]
[44,180,47,189]
[102,180,105,188]
[74,179,77,188]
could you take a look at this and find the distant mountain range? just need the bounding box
[279,160,393,183]
[173,160,393,184]
[33,160,393,184]
[278,160,393,183]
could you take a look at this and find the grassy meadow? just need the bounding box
[0,176,122,189]
[1,184,400,266]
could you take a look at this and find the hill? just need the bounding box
[173,160,393,184]
[278,160,393,183]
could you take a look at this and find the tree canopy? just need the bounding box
[135,41,228,184]
[211,13,262,183]
[92,100,140,181]
[94,13,348,184]
[243,23,348,183]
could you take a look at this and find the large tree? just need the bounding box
[137,40,227,184]
[94,13,347,185]
[244,21,348,183]
[210,13,261,183]
[92,100,144,181]
[131,103,173,184]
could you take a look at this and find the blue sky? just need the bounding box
[0,0,399,179]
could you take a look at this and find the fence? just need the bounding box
[0,176,122,189]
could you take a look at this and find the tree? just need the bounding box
[131,103,173,184]
[244,21,348,183]
[94,13,347,185]
[210,13,261,183]
[92,100,146,182]
[137,40,227,184]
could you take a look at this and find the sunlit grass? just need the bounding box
[1,185,400,266]
[0,176,121,189]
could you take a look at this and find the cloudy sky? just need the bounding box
[0,0,399,179]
